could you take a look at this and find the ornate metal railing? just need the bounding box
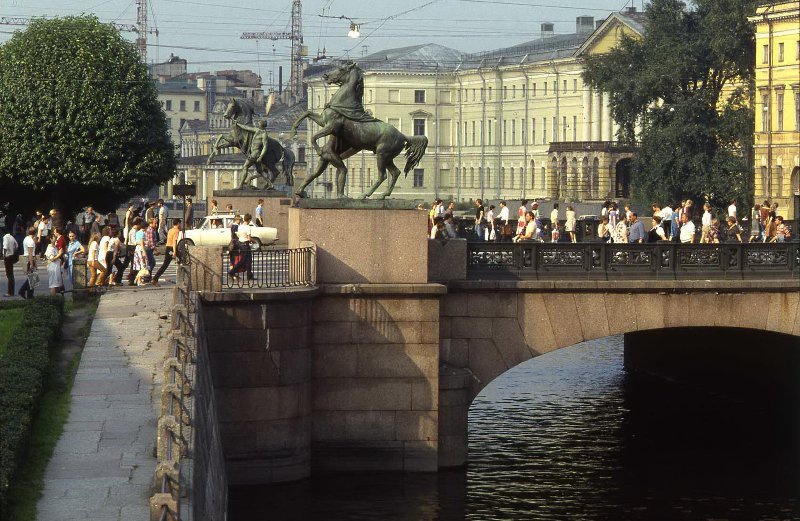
[221,245,316,289]
[467,241,800,280]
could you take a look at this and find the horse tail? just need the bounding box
[403,135,428,177]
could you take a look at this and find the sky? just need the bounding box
[0,0,637,87]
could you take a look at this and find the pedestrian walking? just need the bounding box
[157,199,167,243]
[185,198,194,229]
[517,200,528,235]
[474,199,485,242]
[144,218,158,272]
[87,233,104,289]
[152,220,181,287]
[565,205,577,243]
[255,199,265,227]
[497,201,512,242]
[2,230,18,296]
[485,205,496,241]
[46,228,66,295]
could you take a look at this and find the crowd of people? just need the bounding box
[1,200,191,299]
[423,197,793,245]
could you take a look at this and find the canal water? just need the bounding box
[229,335,800,520]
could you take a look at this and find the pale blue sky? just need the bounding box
[0,0,634,86]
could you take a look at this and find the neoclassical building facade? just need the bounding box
[304,10,645,202]
[750,0,800,220]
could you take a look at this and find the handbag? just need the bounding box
[27,269,40,289]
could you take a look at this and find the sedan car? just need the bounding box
[177,213,278,250]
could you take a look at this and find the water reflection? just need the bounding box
[230,335,800,520]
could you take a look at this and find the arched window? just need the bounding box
[761,166,769,196]
[591,157,600,199]
[792,166,800,196]
[530,160,536,189]
[470,167,475,188]
[510,167,515,189]
[485,167,491,189]
[775,165,784,197]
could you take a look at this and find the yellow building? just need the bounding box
[155,78,208,148]
[304,9,646,202]
[750,0,800,220]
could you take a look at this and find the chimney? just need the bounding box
[576,16,595,36]
[540,23,554,39]
[625,6,637,13]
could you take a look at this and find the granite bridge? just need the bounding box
[154,205,800,520]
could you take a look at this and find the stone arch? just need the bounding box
[591,157,600,199]
[615,158,632,198]
[579,157,590,200]
[549,157,559,197]
[559,157,568,199]
[792,166,800,195]
[438,288,800,466]
[570,158,578,197]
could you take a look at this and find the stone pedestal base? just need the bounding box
[210,190,292,245]
[288,207,428,284]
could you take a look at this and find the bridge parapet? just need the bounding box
[466,241,800,280]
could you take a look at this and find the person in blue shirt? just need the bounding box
[628,213,646,243]
[255,199,265,227]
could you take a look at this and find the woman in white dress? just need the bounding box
[97,227,110,286]
[565,205,577,243]
[46,228,65,295]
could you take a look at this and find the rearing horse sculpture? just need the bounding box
[290,61,428,199]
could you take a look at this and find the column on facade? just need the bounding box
[602,92,613,142]
[233,169,239,189]
[592,91,603,141]
[214,169,219,191]
[582,87,592,141]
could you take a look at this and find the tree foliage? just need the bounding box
[0,16,175,216]
[582,0,755,210]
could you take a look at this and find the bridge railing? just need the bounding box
[467,241,800,280]
[221,245,317,289]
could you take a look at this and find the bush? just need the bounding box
[0,297,63,516]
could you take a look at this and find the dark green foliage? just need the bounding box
[0,16,176,216]
[582,0,756,210]
[0,297,63,516]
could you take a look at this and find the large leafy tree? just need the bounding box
[582,0,755,210]
[0,16,175,217]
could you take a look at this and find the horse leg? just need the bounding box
[297,158,330,197]
[323,151,348,198]
[361,155,389,199]
[290,111,325,139]
[207,135,223,164]
[379,159,402,200]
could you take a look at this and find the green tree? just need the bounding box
[0,16,175,217]
[582,0,755,210]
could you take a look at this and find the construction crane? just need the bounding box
[0,0,156,63]
[241,0,305,100]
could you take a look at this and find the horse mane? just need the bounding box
[233,97,260,124]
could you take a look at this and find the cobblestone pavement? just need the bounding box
[37,288,172,521]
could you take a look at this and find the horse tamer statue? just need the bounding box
[207,94,295,190]
[290,61,428,199]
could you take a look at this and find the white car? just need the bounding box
[178,213,278,250]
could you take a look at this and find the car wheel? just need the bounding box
[250,237,262,250]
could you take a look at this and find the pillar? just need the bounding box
[602,92,613,142]
[592,91,602,141]
[214,169,219,191]
[582,87,592,141]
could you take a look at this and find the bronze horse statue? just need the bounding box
[290,61,428,199]
[208,97,295,189]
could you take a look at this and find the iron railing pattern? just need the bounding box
[221,246,316,289]
[467,241,800,280]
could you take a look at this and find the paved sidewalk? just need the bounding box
[37,288,172,521]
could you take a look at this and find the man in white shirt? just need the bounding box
[157,199,167,243]
[230,213,255,281]
[679,214,696,243]
[727,199,737,219]
[3,231,18,296]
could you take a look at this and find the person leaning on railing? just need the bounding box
[513,211,539,243]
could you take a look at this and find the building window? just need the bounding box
[511,119,516,145]
[194,101,200,112]
[775,165,784,196]
[298,146,306,163]
[413,169,424,188]
[531,118,536,145]
[414,118,426,136]
[471,121,476,146]
[542,118,547,144]
[179,100,186,111]
[553,81,557,94]
[472,89,476,101]
[562,116,567,141]
[503,120,507,145]
[512,85,516,99]
[414,90,426,103]
[777,92,784,131]
[488,87,492,100]
[563,79,567,93]
[573,115,577,141]
[573,79,578,93]
[165,100,172,111]
[532,83,536,97]
[795,90,800,130]
[544,82,548,96]
[488,121,492,145]
[521,84,526,98]
[520,118,525,143]
[762,44,769,64]
[503,86,508,99]
[552,116,557,141]
[778,42,784,62]
[166,118,172,129]
[762,94,769,131]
